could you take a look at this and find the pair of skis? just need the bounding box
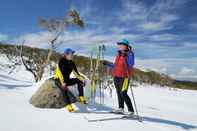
[109,111,143,122]
[84,111,143,122]
[89,44,106,104]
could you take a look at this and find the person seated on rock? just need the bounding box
[53,48,86,112]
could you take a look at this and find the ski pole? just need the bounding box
[101,44,105,104]
[130,80,142,122]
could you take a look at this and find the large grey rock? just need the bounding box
[30,78,76,109]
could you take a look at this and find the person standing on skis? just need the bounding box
[104,39,135,116]
[53,48,87,112]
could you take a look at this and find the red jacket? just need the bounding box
[112,54,133,78]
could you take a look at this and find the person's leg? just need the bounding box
[121,91,134,112]
[120,78,134,112]
[76,79,84,97]
[66,78,84,97]
[58,86,71,105]
[114,77,124,109]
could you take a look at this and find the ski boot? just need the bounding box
[78,96,87,104]
[125,111,135,117]
[65,104,75,112]
[112,108,124,114]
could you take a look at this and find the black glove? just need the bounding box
[103,61,108,65]
[79,80,86,87]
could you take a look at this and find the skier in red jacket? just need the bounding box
[104,39,135,116]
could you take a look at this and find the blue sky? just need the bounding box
[0,0,197,81]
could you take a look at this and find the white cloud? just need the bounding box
[135,58,170,73]
[138,22,172,31]
[160,14,179,23]
[16,32,53,48]
[149,34,178,41]
[0,33,9,41]
[135,58,197,81]
[183,42,197,48]
[119,0,148,22]
[119,0,182,32]
[110,27,127,34]
[13,30,142,52]
[190,23,197,29]
[178,67,195,76]
[137,14,179,31]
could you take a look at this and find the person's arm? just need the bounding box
[72,62,85,81]
[54,58,66,88]
[127,51,135,68]
[103,61,114,69]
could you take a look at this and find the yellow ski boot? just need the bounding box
[65,104,75,112]
[78,96,87,104]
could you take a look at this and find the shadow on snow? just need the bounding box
[74,103,197,130]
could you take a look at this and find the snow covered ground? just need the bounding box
[0,55,197,131]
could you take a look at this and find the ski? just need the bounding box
[85,114,142,122]
[82,110,143,122]
[108,111,143,122]
[110,111,143,122]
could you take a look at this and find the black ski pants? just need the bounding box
[114,77,134,112]
[58,78,84,105]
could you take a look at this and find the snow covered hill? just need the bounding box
[0,55,197,131]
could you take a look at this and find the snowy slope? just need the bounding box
[0,55,197,131]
